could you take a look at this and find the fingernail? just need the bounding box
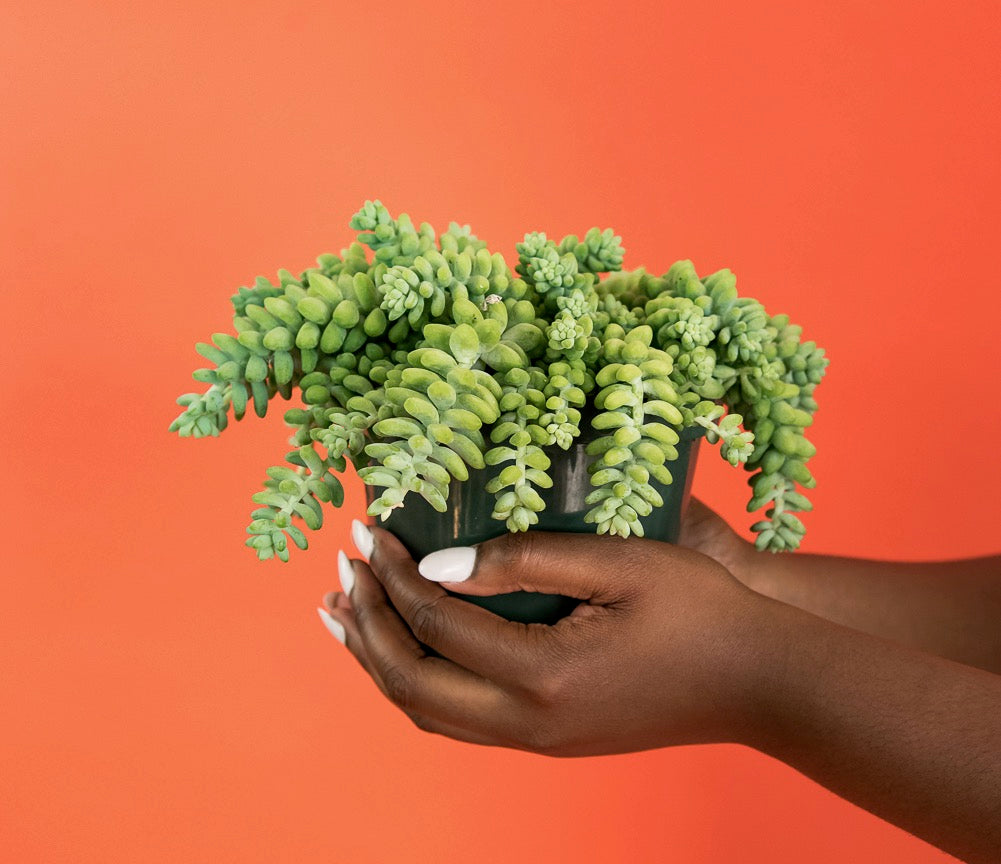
[316,607,345,644]
[351,519,374,559]
[418,546,477,583]
[337,549,355,597]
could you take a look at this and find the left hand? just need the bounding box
[320,523,767,757]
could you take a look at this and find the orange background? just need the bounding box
[3,1,999,861]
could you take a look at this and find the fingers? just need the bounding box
[682,496,716,525]
[415,528,647,604]
[328,553,520,738]
[361,531,562,689]
[320,593,510,749]
[320,602,379,687]
[678,497,724,547]
[677,497,754,580]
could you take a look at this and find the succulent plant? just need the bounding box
[170,200,827,561]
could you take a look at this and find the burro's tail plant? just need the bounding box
[170,200,827,561]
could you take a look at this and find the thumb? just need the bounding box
[416,530,647,603]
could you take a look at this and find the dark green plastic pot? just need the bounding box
[364,422,704,625]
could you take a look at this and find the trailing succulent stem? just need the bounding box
[485,367,554,531]
[171,199,827,560]
[583,326,686,537]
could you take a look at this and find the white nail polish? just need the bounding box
[338,549,355,597]
[418,546,477,583]
[351,519,374,559]
[316,607,345,644]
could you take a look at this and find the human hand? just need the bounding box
[677,497,759,588]
[319,524,1001,862]
[320,525,772,756]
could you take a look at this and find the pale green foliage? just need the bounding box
[524,244,579,295]
[349,200,437,267]
[439,221,489,255]
[558,227,625,274]
[583,327,686,537]
[555,288,596,319]
[540,360,588,449]
[546,311,592,357]
[647,296,720,351]
[246,443,345,561]
[379,246,516,335]
[170,199,827,559]
[692,401,756,467]
[485,367,554,531]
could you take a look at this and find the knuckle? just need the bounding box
[599,540,652,604]
[351,597,371,628]
[382,664,416,710]
[350,590,381,629]
[408,595,449,646]
[375,553,404,587]
[532,670,568,706]
[520,626,578,706]
[370,540,414,588]
[485,529,540,579]
[619,540,653,585]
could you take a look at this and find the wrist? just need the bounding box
[713,588,821,751]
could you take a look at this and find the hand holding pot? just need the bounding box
[320,518,1001,862]
[323,523,766,756]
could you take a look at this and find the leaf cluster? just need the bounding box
[170,200,827,559]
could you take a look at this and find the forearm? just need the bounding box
[739,597,1001,864]
[737,551,1001,673]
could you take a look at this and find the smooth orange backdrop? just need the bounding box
[3,1,999,862]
